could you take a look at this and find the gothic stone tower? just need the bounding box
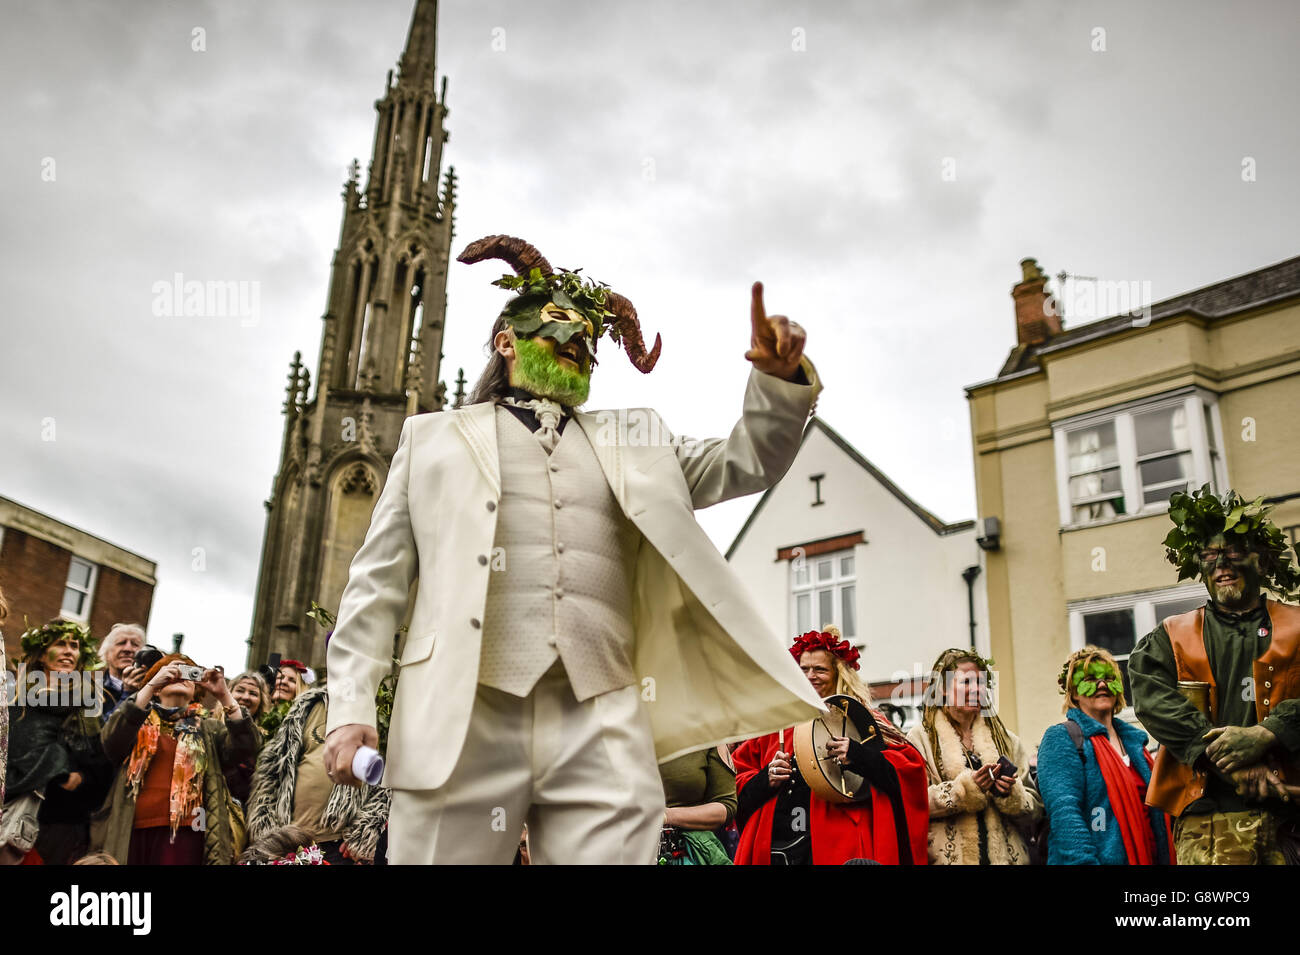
[248,0,455,670]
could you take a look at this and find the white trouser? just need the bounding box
[387,661,665,864]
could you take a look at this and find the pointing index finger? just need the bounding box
[751,281,770,339]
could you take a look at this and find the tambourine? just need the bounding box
[792,694,882,805]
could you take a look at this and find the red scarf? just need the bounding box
[1091,736,1174,865]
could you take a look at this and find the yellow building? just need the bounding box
[966,255,1300,747]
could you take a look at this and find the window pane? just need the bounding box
[796,593,810,632]
[61,587,85,615]
[67,559,92,589]
[1069,468,1123,501]
[1204,405,1218,450]
[1067,423,1118,473]
[1140,453,1190,487]
[1141,454,1191,506]
[818,589,834,629]
[840,556,854,576]
[1073,498,1125,523]
[841,586,855,638]
[1134,406,1189,457]
[1154,596,1206,622]
[794,562,809,586]
[1083,608,1135,657]
[817,560,832,581]
[1084,608,1137,703]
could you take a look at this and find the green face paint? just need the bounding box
[1198,533,1263,611]
[1072,660,1122,698]
[512,335,590,406]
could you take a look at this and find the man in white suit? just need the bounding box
[324,235,825,863]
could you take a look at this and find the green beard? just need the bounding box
[512,337,590,406]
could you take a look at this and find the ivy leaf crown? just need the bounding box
[492,267,617,346]
[1162,484,1300,601]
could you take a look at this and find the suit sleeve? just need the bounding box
[326,417,419,734]
[665,358,822,509]
[1037,725,1099,865]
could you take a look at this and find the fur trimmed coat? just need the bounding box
[906,713,1042,865]
[247,687,389,862]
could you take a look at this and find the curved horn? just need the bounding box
[604,291,662,374]
[456,234,554,279]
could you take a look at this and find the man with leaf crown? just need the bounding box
[323,235,826,863]
[1130,485,1300,864]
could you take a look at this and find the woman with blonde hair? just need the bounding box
[732,627,929,865]
[223,671,271,803]
[1037,646,1172,865]
[906,647,1042,864]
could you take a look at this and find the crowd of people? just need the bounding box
[0,486,1297,865]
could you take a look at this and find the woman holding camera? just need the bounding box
[92,654,260,865]
[1037,647,1173,865]
[906,648,1041,865]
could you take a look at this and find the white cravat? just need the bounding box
[501,395,565,454]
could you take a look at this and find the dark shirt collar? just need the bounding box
[1205,597,1267,624]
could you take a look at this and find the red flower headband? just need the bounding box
[279,659,308,674]
[789,630,860,671]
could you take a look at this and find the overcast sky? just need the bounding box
[2,0,1297,671]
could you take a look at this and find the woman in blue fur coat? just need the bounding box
[1038,647,1173,865]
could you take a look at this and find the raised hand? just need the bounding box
[744,282,806,381]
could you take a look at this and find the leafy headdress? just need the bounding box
[18,618,100,670]
[1162,485,1300,601]
[457,234,662,373]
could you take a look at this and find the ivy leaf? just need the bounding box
[1107,679,1123,695]
[1087,662,1106,678]
[1079,680,1097,696]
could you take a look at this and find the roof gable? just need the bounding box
[724,417,973,559]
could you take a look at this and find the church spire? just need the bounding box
[398,0,438,86]
[249,0,457,672]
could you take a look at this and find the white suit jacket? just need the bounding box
[327,361,827,790]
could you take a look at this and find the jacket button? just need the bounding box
[1265,681,1271,689]
[470,618,481,629]
[546,637,558,649]
[555,587,565,599]
[486,501,496,512]
[556,542,565,554]
[477,554,488,565]
[554,499,562,509]
[549,463,559,472]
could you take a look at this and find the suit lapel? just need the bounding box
[452,401,501,498]
[574,410,625,507]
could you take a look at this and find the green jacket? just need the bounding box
[90,700,260,865]
[1130,599,1300,816]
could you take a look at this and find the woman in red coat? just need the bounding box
[733,628,929,865]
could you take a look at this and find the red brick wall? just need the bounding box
[0,527,154,663]
[89,567,154,641]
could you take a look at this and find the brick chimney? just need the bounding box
[1012,257,1062,346]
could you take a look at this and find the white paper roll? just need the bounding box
[352,745,384,785]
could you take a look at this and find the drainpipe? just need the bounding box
[961,565,981,650]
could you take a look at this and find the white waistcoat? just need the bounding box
[478,406,640,699]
